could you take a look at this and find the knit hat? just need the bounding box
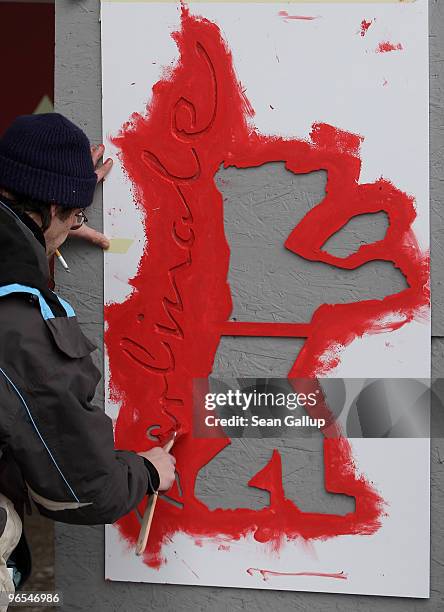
[0,113,97,208]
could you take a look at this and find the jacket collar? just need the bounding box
[11,205,46,250]
[0,198,50,289]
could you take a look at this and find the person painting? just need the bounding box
[0,114,176,599]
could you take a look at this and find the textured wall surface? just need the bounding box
[54,0,444,609]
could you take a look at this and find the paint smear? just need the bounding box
[106,6,429,569]
[278,11,318,22]
[360,19,374,37]
[377,41,403,53]
[247,568,348,581]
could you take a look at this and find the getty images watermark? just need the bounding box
[192,378,441,439]
[204,387,325,430]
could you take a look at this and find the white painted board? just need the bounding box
[101,1,430,597]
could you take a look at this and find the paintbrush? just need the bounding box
[135,430,177,556]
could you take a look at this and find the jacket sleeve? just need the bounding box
[2,314,160,525]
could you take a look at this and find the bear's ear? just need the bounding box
[284,178,412,270]
[284,208,390,268]
[320,211,389,259]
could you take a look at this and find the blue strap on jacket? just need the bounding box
[0,283,75,320]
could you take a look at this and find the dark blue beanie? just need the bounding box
[0,113,97,208]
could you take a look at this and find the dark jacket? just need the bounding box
[0,199,159,529]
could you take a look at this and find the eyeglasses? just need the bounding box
[70,210,88,230]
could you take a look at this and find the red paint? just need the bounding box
[278,11,318,22]
[360,19,374,37]
[377,41,403,53]
[106,7,429,568]
[247,568,347,581]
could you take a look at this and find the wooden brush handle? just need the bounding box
[135,435,176,556]
[135,493,159,556]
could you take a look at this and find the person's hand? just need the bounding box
[69,224,110,249]
[91,144,113,184]
[138,446,176,492]
[68,144,113,248]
